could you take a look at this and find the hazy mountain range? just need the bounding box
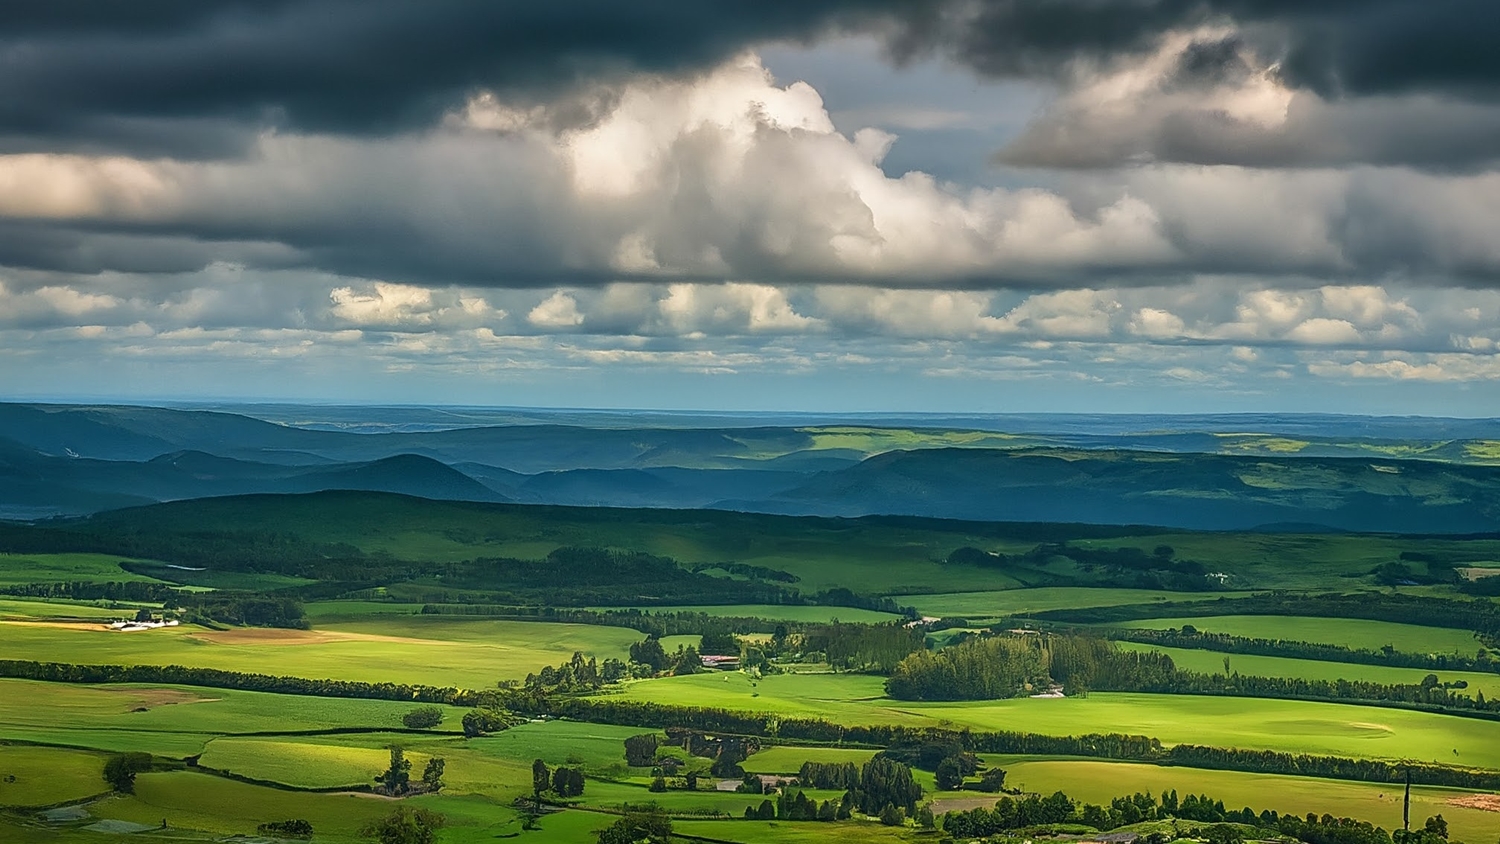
[2,402,1497,532]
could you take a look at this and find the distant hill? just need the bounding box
[762,447,1500,533]
[2,402,1498,529]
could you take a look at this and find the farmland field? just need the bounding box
[1118,642,1500,698]
[897,588,1262,619]
[0,617,641,687]
[942,758,1500,843]
[611,673,1500,767]
[1116,615,1485,654]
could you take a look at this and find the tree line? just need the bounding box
[1104,625,1494,674]
[1034,592,1500,640]
[883,632,1500,717]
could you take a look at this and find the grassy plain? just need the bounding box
[0,616,640,687]
[595,604,902,623]
[0,746,107,807]
[897,588,1261,619]
[0,553,165,586]
[941,757,1500,843]
[611,673,1500,767]
[1116,615,1484,654]
[1119,643,1500,698]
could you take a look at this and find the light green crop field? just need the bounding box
[0,616,641,687]
[302,600,427,621]
[611,673,1500,768]
[675,818,916,843]
[940,757,1500,843]
[92,771,398,842]
[1119,643,1500,698]
[741,746,879,774]
[1116,615,1483,654]
[897,588,1261,619]
[0,553,167,586]
[0,679,467,756]
[590,604,903,623]
[0,597,147,620]
[0,746,107,807]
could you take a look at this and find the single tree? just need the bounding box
[103,752,153,793]
[934,757,965,790]
[532,759,551,799]
[378,747,412,795]
[401,706,444,730]
[421,757,444,792]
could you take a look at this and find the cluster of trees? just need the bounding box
[1108,626,1494,674]
[797,761,860,790]
[523,652,630,692]
[940,786,1445,844]
[744,790,849,821]
[627,636,704,676]
[256,820,313,839]
[624,734,661,767]
[530,759,584,799]
[401,707,444,729]
[176,594,308,629]
[376,747,444,795]
[361,806,444,844]
[595,805,671,844]
[886,635,1048,700]
[1036,593,1500,640]
[883,631,1500,716]
[460,707,509,737]
[887,634,1173,701]
[799,622,926,673]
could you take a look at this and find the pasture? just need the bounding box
[613,673,1500,768]
[595,604,902,623]
[0,616,642,687]
[1116,615,1484,654]
[942,757,1500,844]
[0,746,106,807]
[1119,643,1500,698]
[0,553,167,586]
[897,588,1260,619]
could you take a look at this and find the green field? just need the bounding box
[0,597,149,621]
[0,616,641,687]
[0,679,468,756]
[0,746,107,807]
[612,673,1500,768]
[593,604,902,623]
[1116,615,1484,654]
[897,588,1261,619]
[0,553,167,586]
[1120,643,1500,698]
[945,757,1500,844]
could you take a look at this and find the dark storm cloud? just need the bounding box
[924,1,1500,98]
[2,1,1497,156]
[0,1,931,155]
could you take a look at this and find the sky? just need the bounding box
[1,1,1497,415]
